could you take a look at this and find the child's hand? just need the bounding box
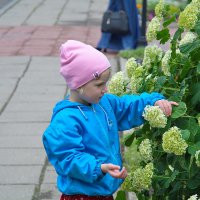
[154,100,178,117]
[101,163,127,179]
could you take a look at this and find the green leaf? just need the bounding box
[190,47,200,63]
[163,170,179,188]
[179,60,191,80]
[197,63,200,74]
[194,127,200,141]
[157,28,170,44]
[168,96,181,102]
[181,130,190,141]
[187,174,200,189]
[169,182,182,194]
[177,156,188,170]
[155,76,166,90]
[180,39,200,54]
[176,117,198,138]
[115,190,126,200]
[163,15,176,27]
[194,20,200,35]
[188,142,200,155]
[172,27,184,41]
[171,102,187,119]
[187,118,199,137]
[124,132,135,147]
[190,83,200,107]
[171,28,184,58]
[141,123,150,133]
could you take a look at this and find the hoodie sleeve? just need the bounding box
[106,92,165,131]
[42,111,105,183]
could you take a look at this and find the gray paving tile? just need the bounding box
[0,122,48,136]
[0,185,34,200]
[0,166,43,184]
[0,135,43,148]
[0,148,45,165]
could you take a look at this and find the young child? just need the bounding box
[42,40,177,200]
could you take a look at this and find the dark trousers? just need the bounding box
[60,194,114,200]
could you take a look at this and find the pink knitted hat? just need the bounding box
[60,40,111,90]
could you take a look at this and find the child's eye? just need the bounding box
[96,84,103,87]
[96,82,107,87]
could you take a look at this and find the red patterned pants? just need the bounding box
[60,194,114,200]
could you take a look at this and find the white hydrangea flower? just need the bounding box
[168,165,174,172]
[125,57,138,78]
[129,76,142,94]
[187,194,199,200]
[178,3,199,30]
[155,0,165,18]
[131,163,154,192]
[192,0,200,8]
[143,45,163,69]
[195,150,200,167]
[139,139,153,162]
[146,16,161,42]
[162,126,188,155]
[108,71,125,96]
[133,65,145,78]
[145,75,157,93]
[122,163,154,192]
[145,74,152,80]
[143,105,167,128]
[161,50,171,76]
[179,32,197,46]
[192,0,200,3]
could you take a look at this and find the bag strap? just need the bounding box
[120,0,125,11]
[109,0,125,11]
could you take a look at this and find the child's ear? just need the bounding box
[77,88,84,95]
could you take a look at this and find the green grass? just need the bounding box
[119,47,145,60]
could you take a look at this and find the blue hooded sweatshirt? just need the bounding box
[42,92,164,196]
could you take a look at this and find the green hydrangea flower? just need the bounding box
[178,3,199,30]
[192,0,200,8]
[162,126,188,155]
[146,16,161,42]
[132,163,154,192]
[142,45,163,69]
[129,76,142,94]
[179,32,197,46]
[143,105,167,128]
[108,71,125,96]
[122,163,154,192]
[139,139,153,162]
[195,150,200,167]
[161,50,171,76]
[145,75,157,93]
[155,0,165,18]
[125,57,138,78]
[133,65,145,78]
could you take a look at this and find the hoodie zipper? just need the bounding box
[91,105,112,153]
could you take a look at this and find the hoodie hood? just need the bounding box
[51,95,112,129]
[51,97,87,121]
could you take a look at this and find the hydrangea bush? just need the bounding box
[111,0,200,199]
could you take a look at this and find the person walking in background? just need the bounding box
[42,40,177,200]
[97,0,140,52]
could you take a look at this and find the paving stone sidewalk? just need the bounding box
[0,0,108,57]
[0,0,178,199]
[0,1,127,200]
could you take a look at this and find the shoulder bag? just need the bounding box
[101,0,129,35]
